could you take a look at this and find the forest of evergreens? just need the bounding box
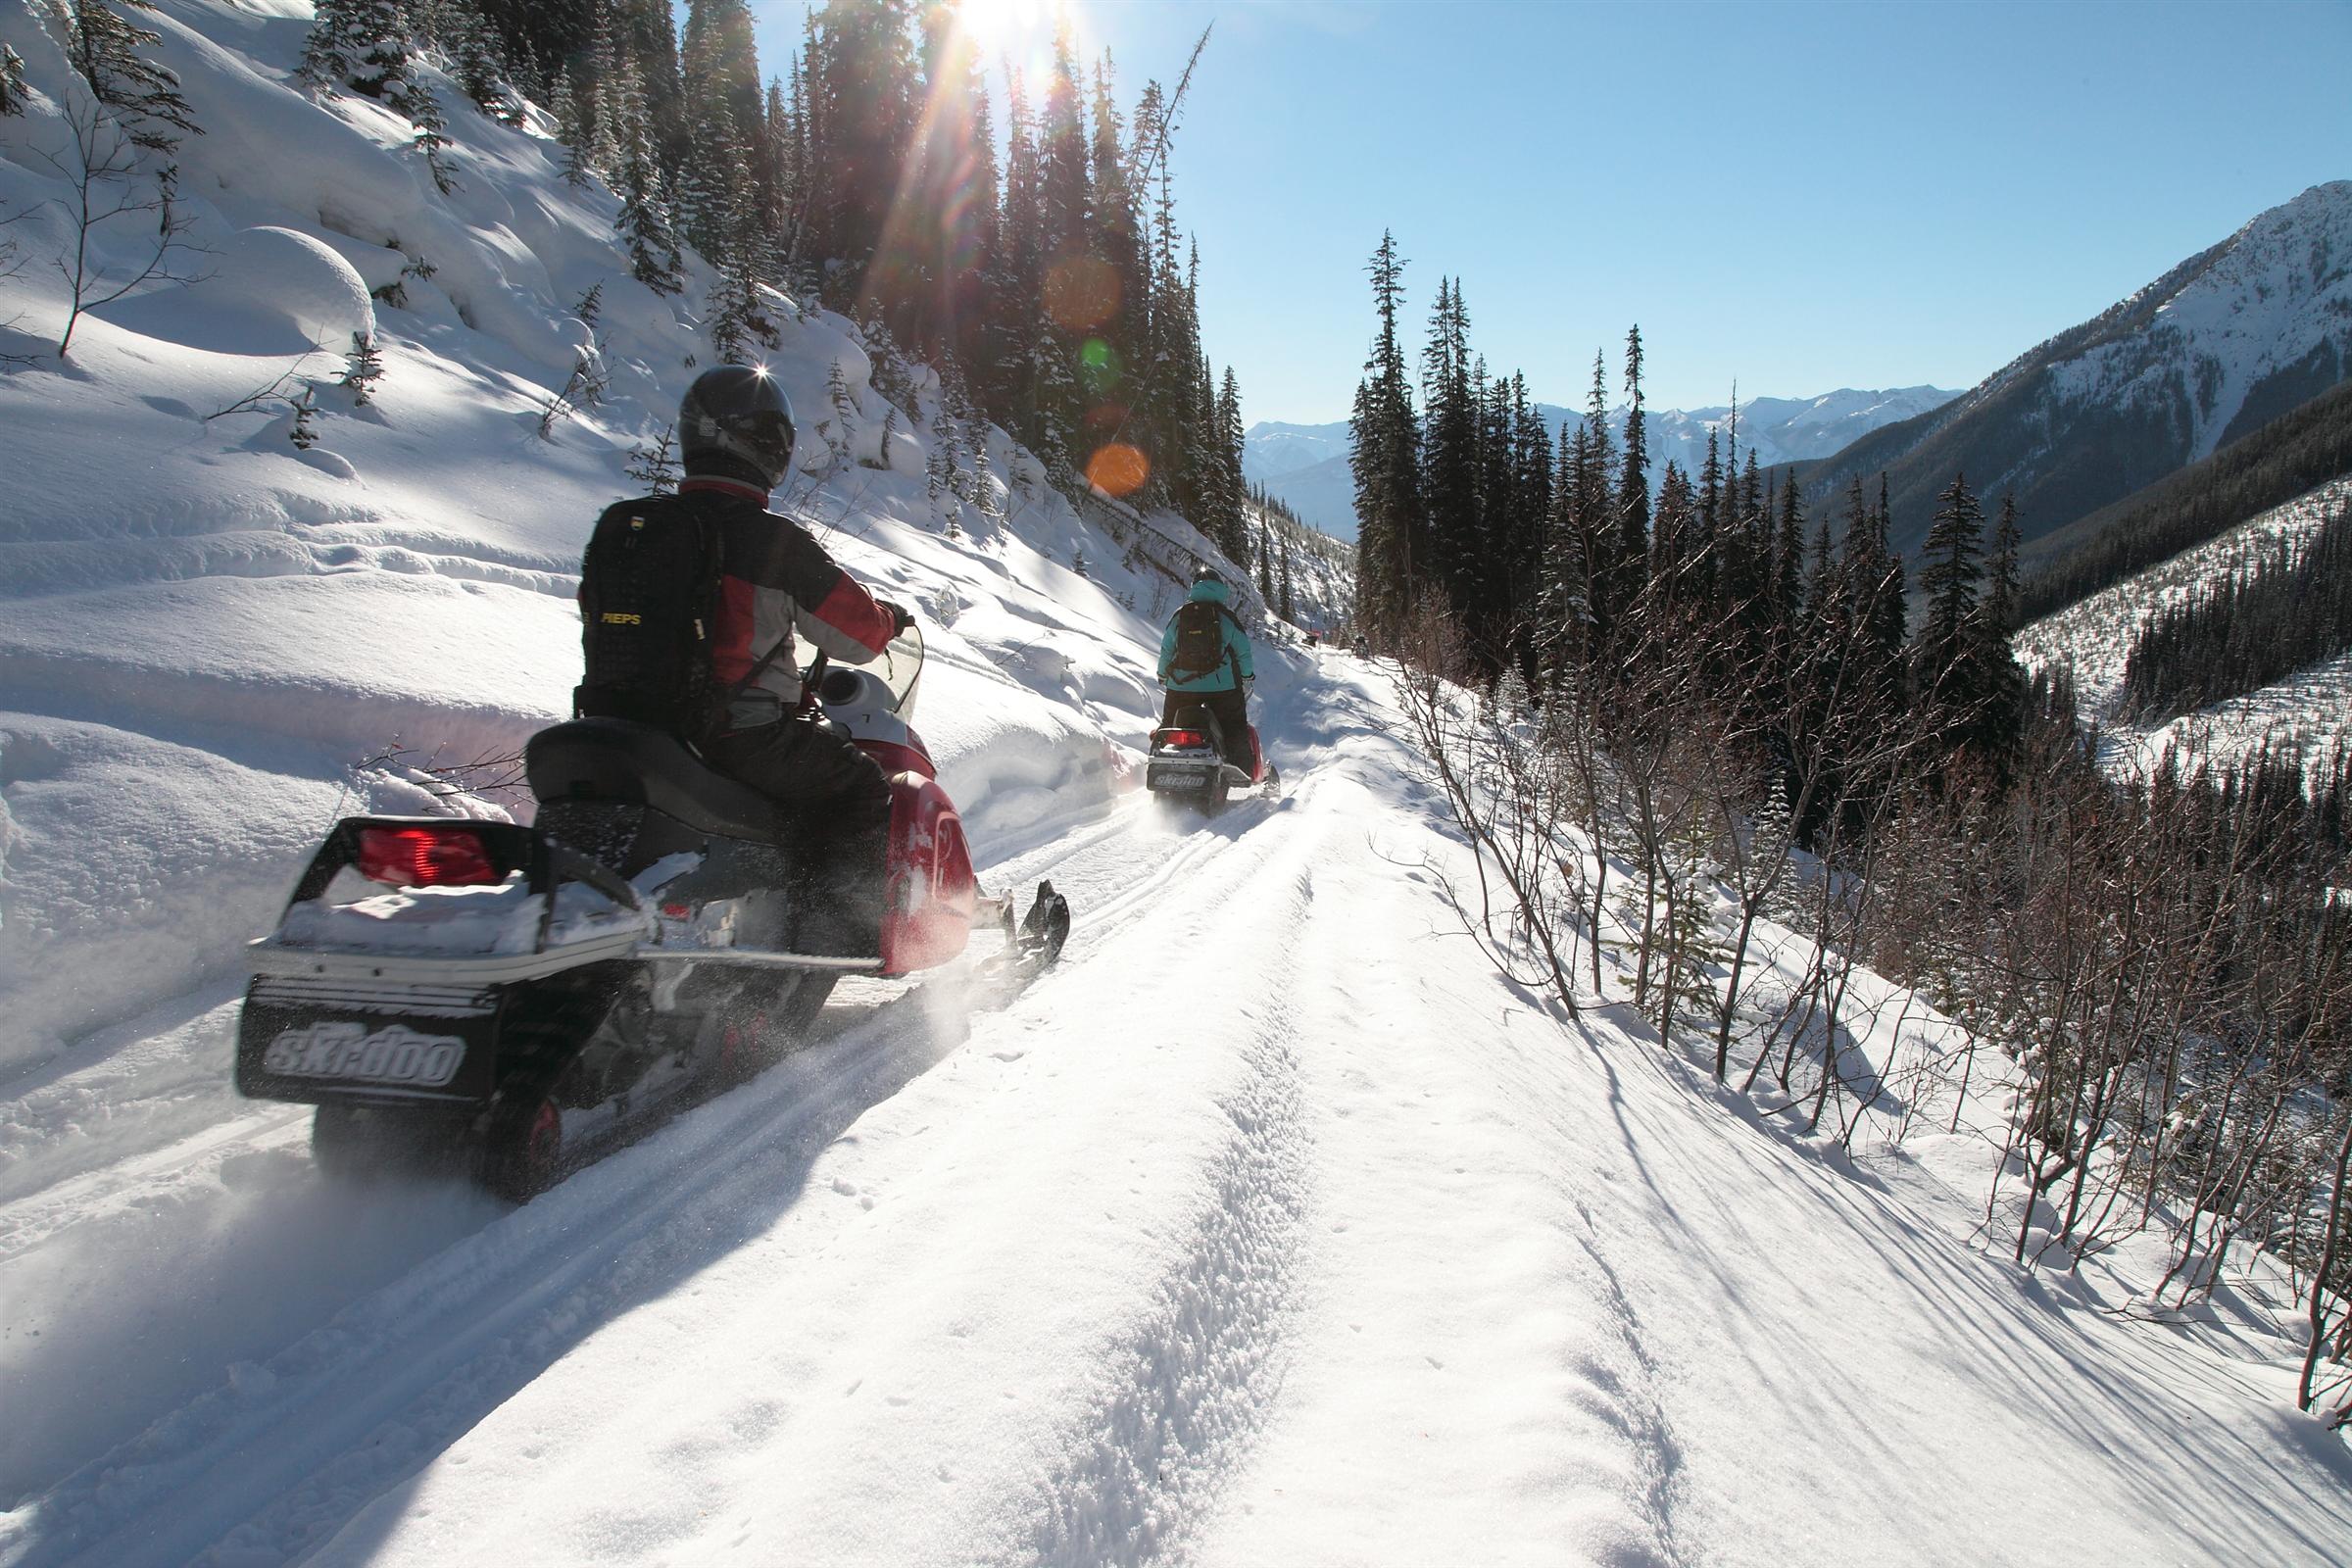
[2123,496,2352,718]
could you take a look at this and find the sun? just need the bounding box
[952,0,1051,55]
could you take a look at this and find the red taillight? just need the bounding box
[357,826,500,887]
[1156,728,1207,751]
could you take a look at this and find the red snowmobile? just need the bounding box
[1144,698,1279,816]
[236,623,1069,1198]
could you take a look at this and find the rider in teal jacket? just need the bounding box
[1157,570,1253,693]
[1156,566,1257,769]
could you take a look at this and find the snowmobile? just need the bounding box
[236,624,1070,1199]
[1143,699,1279,815]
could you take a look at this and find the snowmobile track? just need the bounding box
[0,764,1316,1568]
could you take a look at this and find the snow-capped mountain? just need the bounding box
[1243,419,1354,480]
[1805,181,2352,558]
[1246,385,1959,541]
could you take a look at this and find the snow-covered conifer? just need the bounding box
[1,43,28,118]
[302,0,405,98]
[442,3,520,122]
[65,0,201,152]
[339,331,384,405]
[289,386,319,449]
[675,92,749,269]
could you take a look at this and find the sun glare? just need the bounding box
[955,0,1051,55]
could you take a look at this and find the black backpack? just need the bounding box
[574,497,727,732]
[1169,600,1230,679]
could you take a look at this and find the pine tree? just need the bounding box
[1984,493,2023,633]
[67,0,201,152]
[803,0,920,303]
[339,330,384,405]
[444,2,520,122]
[289,386,320,450]
[302,1,408,99]
[682,0,765,150]
[1419,277,1479,622]
[1613,325,1651,636]
[1278,527,1297,622]
[626,422,680,493]
[677,89,750,268]
[1,44,25,117]
[1213,364,1249,563]
[612,59,683,294]
[1916,471,1985,669]
[304,0,452,190]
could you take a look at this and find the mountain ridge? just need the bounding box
[1796,180,2352,559]
[1247,384,1961,541]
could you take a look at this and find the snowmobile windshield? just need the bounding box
[869,622,924,719]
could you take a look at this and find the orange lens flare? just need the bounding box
[1086,442,1150,498]
[1044,254,1120,332]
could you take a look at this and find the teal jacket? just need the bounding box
[1158,577,1253,693]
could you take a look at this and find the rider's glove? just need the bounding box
[877,599,916,636]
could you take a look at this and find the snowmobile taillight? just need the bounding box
[1156,728,1207,751]
[356,825,501,888]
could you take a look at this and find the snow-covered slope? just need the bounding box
[1806,181,2352,556]
[3,10,2348,1564]
[1246,386,1958,540]
[2016,474,2352,779]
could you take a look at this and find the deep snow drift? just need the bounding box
[3,6,2347,1565]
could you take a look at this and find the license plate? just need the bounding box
[262,1020,467,1088]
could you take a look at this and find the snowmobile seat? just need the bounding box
[526,717,785,844]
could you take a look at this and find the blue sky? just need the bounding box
[752,0,2352,423]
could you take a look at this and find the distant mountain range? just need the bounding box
[1247,387,1960,542]
[1797,180,2352,559]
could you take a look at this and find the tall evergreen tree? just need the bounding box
[1349,230,1423,638]
[1613,324,1651,635]
[1420,277,1479,621]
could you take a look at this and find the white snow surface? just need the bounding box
[2016,474,2352,780]
[2,7,2348,1564]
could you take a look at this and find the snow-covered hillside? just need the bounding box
[1245,386,1957,540]
[3,8,2349,1565]
[2016,474,2352,779]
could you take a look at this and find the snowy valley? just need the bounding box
[2,6,2350,1568]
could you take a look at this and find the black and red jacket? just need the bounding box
[636,475,896,712]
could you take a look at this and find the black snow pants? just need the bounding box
[701,717,894,957]
[1160,687,1252,770]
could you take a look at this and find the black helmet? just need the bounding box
[679,365,795,490]
[1192,563,1226,588]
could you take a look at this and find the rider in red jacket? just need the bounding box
[609,366,911,956]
